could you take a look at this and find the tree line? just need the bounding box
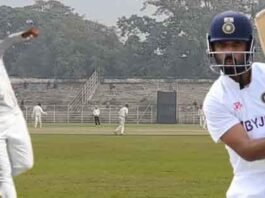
[1,0,264,79]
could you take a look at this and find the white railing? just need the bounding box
[22,104,200,124]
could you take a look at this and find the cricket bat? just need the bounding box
[255,9,265,55]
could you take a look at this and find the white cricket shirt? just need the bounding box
[93,108,100,116]
[0,32,25,131]
[32,105,46,117]
[203,62,265,197]
[118,106,128,118]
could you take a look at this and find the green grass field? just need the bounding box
[15,124,231,198]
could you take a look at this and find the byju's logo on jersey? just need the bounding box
[233,101,243,111]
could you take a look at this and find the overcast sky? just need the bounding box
[0,0,155,26]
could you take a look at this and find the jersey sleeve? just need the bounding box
[0,32,24,57]
[203,95,240,143]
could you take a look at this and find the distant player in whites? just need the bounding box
[32,103,47,128]
[92,106,100,125]
[115,104,129,135]
[197,104,206,129]
[0,27,39,198]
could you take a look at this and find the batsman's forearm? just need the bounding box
[240,138,265,161]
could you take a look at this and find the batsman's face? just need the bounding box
[213,41,248,65]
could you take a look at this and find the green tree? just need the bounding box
[0,0,125,78]
[118,0,265,78]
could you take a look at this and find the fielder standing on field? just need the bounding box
[32,103,47,128]
[0,27,39,198]
[197,105,206,129]
[114,104,129,135]
[203,10,265,198]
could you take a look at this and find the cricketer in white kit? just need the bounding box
[115,104,129,135]
[204,11,265,198]
[32,103,47,128]
[0,27,39,198]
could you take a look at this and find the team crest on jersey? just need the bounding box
[261,92,265,103]
[222,17,235,34]
[233,101,243,111]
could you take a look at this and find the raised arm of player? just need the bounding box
[0,27,39,57]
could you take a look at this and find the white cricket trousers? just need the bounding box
[34,115,42,128]
[115,116,126,134]
[0,112,34,198]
